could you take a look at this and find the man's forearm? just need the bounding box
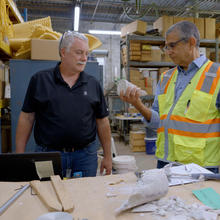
[133,99,152,122]
[16,112,35,153]
[96,117,111,158]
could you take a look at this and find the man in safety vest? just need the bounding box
[120,21,220,173]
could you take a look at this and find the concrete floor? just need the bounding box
[113,136,157,172]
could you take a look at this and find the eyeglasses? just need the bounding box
[163,38,187,51]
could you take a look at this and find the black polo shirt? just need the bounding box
[22,62,109,148]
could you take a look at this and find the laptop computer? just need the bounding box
[0,152,63,181]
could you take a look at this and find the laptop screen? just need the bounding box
[0,152,62,181]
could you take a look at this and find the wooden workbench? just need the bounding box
[0,172,219,220]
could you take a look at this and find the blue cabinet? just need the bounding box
[10,59,103,152]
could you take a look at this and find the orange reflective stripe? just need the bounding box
[157,127,164,133]
[160,114,167,120]
[168,128,220,138]
[196,61,213,90]
[164,68,177,94]
[209,65,220,94]
[160,70,168,84]
[170,115,220,124]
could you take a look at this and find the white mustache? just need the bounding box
[77,61,86,65]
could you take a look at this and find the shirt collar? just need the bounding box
[177,55,207,73]
[192,54,207,68]
[54,62,88,84]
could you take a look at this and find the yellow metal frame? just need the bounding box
[6,0,24,23]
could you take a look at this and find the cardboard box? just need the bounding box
[130,68,142,80]
[173,16,194,24]
[130,55,141,61]
[153,16,174,37]
[129,51,141,56]
[31,39,60,61]
[204,18,216,39]
[145,77,153,95]
[121,20,147,37]
[194,18,205,39]
[141,51,152,61]
[129,130,145,152]
[152,49,162,62]
[142,44,151,51]
[161,52,173,62]
[130,130,145,139]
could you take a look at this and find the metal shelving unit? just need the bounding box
[121,34,220,80]
[121,35,175,81]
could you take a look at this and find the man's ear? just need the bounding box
[189,36,197,47]
[60,48,65,58]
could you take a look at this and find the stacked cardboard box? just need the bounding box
[141,44,152,61]
[130,68,147,93]
[121,20,147,38]
[129,42,141,61]
[195,18,205,39]
[204,18,216,40]
[153,15,215,39]
[129,130,146,152]
[153,16,174,37]
[121,45,127,66]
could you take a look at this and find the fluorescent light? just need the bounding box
[74,6,80,32]
[88,30,121,35]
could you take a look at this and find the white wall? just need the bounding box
[79,21,124,90]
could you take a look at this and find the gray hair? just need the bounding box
[166,21,200,47]
[59,31,88,55]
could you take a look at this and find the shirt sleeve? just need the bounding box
[22,76,37,113]
[95,83,109,118]
[216,89,220,111]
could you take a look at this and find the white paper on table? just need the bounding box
[167,163,213,186]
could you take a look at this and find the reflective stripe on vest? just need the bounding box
[156,60,220,166]
[160,67,177,94]
[196,61,220,94]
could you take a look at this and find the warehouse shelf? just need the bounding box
[129,61,174,67]
[121,34,220,78]
[6,0,24,24]
[121,35,164,46]
[121,34,219,48]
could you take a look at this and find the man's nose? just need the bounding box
[81,53,88,60]
[166,49,172,56]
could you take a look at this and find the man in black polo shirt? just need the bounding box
[16,31,112,177]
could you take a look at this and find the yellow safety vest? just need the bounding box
[156,60,220,167]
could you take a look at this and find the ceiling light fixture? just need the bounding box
[88,30,121,35]
[74,4,80,32]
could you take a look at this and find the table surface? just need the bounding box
[0,172,220,220]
